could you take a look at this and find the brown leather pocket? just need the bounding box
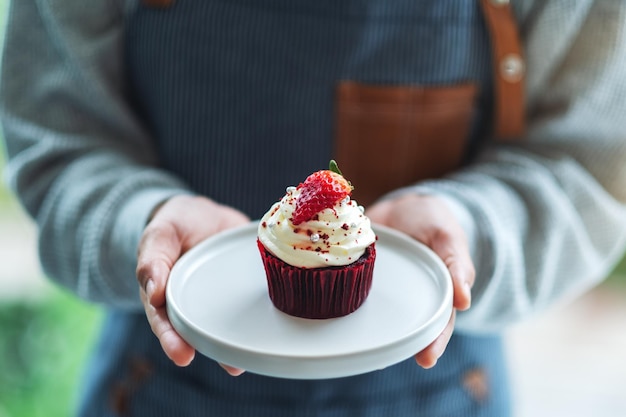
[334,81,478,206]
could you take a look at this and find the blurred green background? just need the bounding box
[0,0,625,416]
[0,131,103,412]
[0,150,103,416]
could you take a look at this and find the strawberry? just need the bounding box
[291,160,353,225]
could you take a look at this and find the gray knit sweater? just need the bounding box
[1,0,626,334]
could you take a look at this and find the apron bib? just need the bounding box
[79,1,525,416]
[124,0,523,217]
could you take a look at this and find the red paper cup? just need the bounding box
[257,240,376,319]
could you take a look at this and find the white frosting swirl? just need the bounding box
[258,187,376,268]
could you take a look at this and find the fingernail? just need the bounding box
[464,281,471,295]
[416,356,437,369]
[463,282,472,309]
[146,279,155,302]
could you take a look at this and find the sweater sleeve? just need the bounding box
[0,0,191,309]
[416,0,626,331]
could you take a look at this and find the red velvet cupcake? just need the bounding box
[257,161,377,319]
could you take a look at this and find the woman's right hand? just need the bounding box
[136,195,250,375]
[366,193,475,368]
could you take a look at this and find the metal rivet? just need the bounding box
[490,0,510,6]
[500,54,524,83]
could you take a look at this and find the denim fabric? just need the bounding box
[78,312,510,416]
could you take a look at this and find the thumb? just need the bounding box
[136,221,183,307]
[429,229,474,311]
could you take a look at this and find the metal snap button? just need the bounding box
[500,54,525,83]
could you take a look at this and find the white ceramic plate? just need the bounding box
[166,222,452,379]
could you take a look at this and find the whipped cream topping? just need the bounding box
[258,187,376,268]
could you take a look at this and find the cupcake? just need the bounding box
[257,161,377,319]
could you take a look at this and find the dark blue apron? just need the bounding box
[78,1,513,415]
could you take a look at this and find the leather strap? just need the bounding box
[479,0,526,141]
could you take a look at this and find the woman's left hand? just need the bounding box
[366,193,475,368]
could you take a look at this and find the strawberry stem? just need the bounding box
[329,160,343,176]
[329,160,353,191]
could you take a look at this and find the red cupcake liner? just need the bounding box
[257,240,376,319]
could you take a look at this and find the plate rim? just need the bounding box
[166,221,453,376]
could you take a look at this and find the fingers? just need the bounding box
[369,195,473,369]
[136,202,192,367]
[219,363,246,377]
[136,195,251,370]
[364,199,392,226]
[140,287,245,373]
[137,221,182,307]
[141,284,245,372]
[415,310,456,369]
[429,229,475,311]
[379,194,475,311]
[136,195,250,307]
[375,195,475,311]
[140,288,195,366]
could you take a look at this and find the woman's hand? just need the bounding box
[136,195,250,375]
[366,193,475,368]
